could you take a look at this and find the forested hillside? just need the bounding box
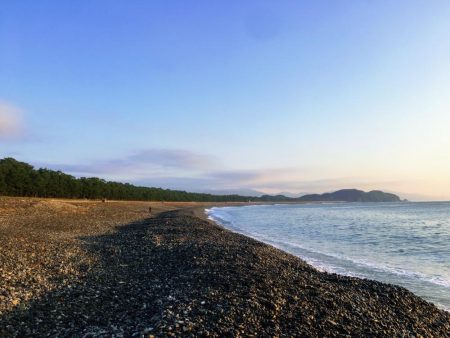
[0,158,255,202]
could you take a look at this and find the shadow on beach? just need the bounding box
[1,213,178,337]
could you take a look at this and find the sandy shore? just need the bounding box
[0,197,449,337]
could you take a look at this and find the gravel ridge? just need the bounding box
[0,201,449,337]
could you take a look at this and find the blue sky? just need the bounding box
[1,1,450,200]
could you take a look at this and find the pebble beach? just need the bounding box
[0,198,449,337]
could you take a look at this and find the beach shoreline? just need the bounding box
[1,197,449,336]
[204,203,450,312]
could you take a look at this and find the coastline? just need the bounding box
[1,198,449,336]
[204,204,450,312]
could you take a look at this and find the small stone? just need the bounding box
[143,327,153,333]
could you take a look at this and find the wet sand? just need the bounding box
[0,198,449,337]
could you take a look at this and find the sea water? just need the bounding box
[206,202,450,311]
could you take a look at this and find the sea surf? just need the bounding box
[206,202,450,311]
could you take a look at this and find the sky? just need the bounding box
[1,1,450,200]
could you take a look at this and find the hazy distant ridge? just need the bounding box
[298,189,401,202]
[257,189,401,202]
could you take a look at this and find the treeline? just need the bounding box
[0,158,256,202]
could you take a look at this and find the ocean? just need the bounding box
[206,202,450,311]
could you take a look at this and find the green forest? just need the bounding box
[0,158,256,202]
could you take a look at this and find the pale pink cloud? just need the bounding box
[0,101,24,139]
[36,148,218,179]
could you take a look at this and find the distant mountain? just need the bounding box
[278,191,311,198]
[259,194,293,202]
[298,189,401,202]
[192,188,265,197]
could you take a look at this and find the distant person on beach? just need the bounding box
[149,206,152,214]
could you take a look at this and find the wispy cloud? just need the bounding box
[136,172,408,197]
[205,167,313,188]
[0,101,24,140]
[38,149,218,178]
[128,149,215,170]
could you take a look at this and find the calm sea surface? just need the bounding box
[206,202,450,311]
